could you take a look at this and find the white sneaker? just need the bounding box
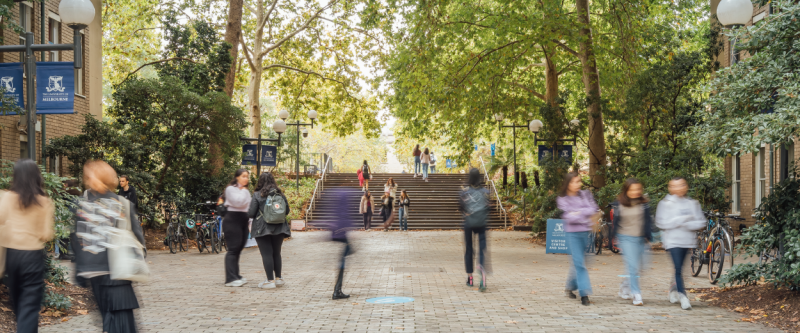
[413,174,417,178]
[633,294,643,306]
[240,277,247,284]
[679,294,692,310]
[225,280,245,287]
[258,280,276,289]
[618,291,631,300]
[275,278,285,287]
[669,290,680,304]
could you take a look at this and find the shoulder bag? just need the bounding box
[108,197,150,282]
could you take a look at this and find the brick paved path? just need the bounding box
[43,231,776,332]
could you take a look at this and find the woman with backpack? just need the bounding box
[361,160,372,192]
[460,168,491,291]
[429,152,437,174]
[413,144,422,177]
[222,168,252,287]
[360,190,374,230]
[556,172,599,306]
[398,190,411,231]
[249,172,290,289]
[380,191,395,231]
[420,148,432,182]
[0,159,55,333]
[610,178,653,306]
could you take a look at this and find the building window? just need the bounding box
[732,155,741,214]
[49,18,61,61]
[19,3,32,62]
[780,141,795,181]
[756,147,766,209]
[75,31,85,95]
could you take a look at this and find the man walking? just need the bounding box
[329,188,353,299]
[118,175,139,210]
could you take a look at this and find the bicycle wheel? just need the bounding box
[722,228,734,267]
[178,225,189,252]
[708,239,725,284]
[594,229,603,255]
[210,223,219,254]
[690,235,704,276]
[167,225,177,254]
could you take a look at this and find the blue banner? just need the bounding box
[545,219,569,254]
[260,145,277,166]
[36,62,75,114]
[242,144,257,165]
[538,145,573,164]
[446,159,452,168]
[0,63,25,115]
[490,143,495,156]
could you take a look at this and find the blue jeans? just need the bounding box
[565,231,592,297]
[668,248,690,294]
[399,207,408,230]
[414,156,421,174]
[430,166,436,173]
[617,234,647,294]
[422,163,429,178]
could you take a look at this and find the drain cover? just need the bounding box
[366,297,415,304]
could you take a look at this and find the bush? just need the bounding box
[42,290,72,311]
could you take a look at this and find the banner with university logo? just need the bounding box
[537,145,573,164]
[260,145,277,166]
[36,62,75,114]
[0,63,25,115]
[241,145,258,165]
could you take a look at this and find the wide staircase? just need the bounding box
[306,173,507,230]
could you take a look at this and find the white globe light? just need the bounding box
[307,109,318,120]
[278,109,289,120]
[717,0,754,26]
[272,119,287,134]
[494,113,504,121]
[570,119,580,128]
[301,128,309,137]
[529,119,543,133]
[59,0,96,28]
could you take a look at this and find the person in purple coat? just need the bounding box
[556,172,599,306]
[328,187,354,299]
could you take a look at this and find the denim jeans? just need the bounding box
[464,225,487,274]
[422,163,429,178]
[399,207,408,230]
[414,156,421,174]
[565,231,593,297]
[430,166,436,173]
[617,234,647,295]
[668,247,690,294]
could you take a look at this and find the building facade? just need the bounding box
[0,0,102,174]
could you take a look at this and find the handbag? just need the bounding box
[108,197,150,282]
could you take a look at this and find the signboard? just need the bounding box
[241,144,258,165]
[290,219,306,231]
[446,159,452,168]
[545,219,569,254]
[474,144,478,151]
[538,145,573,164]
[490,143,495,156]
[36,62,75,114]
[260,145,277,166]
[0,63,24,114]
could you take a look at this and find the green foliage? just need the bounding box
[719,262,760,287]
[275,176,316,221]
[41,290,71,311]
[44,255,68,288]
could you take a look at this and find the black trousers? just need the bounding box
[464,226,487,274]
[223,212,250,283]
[362,207,373,230]
[255,235,284,281]
[333,238,350,291]
[4,249,45,333]
[88,275,138,333]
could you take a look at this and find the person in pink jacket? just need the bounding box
[556,172,599,306]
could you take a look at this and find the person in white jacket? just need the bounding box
[655,177,707,310]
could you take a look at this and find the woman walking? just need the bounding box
[610,178,653,306]
[384,178,398,202]
[398,190,411,231]
[380,191,395,231]
[222,168,252,287]
[73,160,143,333]
[556,172,599,306]
[460,168,490,291]
[0,159,54,333]
[249,172,291,289]
[361,160,372,192]
[420,148,432,182]
[656,177,706,310]
[413,144,422,177]
[360,191,374,230]
[429,152,436,174]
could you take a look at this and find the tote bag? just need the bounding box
[108,198,150,282]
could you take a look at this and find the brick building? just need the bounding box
[0,0,102,174]
[711,0,797,226]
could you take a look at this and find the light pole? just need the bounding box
[240,119,284,178]
[531,119,580,159]
[278,109,317,192]
[3,0,95,161]
[495,113,537,195]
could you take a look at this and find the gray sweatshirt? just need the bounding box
[655,194,707,249]
[224,185,252,212]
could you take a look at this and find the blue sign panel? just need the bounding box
[474,144,478,151]
[366,297,414,304]
[242,144,257,165]
[36,62,75,114]
[546,219,569,254]
[490,143,495,156]
[446,159,452,168]
[0,63,24,115]
[538,145,573,164]
[260,145,277,166]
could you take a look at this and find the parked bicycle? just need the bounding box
[594,206,620,255]
[690,211,738,284]
[186,202,225,254]
[165,208,190,254]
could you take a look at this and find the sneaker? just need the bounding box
[679,294,692,310]
[581,296,591,306]
[466,276,473,287]
[669,290,680,304]
[566,291,577,299]
[225,280,245,287]
[633,294,643,306]
[413,174,417,178]
[618,291,631,300]
[240,277,247,284]
[258,280,276,289]
[275,278,285,287]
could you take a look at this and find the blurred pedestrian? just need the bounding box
[328,188,354,299]
[222,168,252,287]
[556,172,599,306]
[380,191,395,231]
[413,144,422,177]
[610,178,653,306]
[249,172,290,289]
[357,168,364,189]
[360,191,374,230]
[429,152,437,174]
[460,168,490,291]
[656,177,706,310]
[398,190,411,231]
[420,148,432,182]
[361,160,372,192]
[73,160,143,333]
[0,159,55,333]
[384,178,398,202]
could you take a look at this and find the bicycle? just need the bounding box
[165,209,190,254]
[594,208,620,255]
[690,211,736,284]
[708,211,740,268]
[188,202,225,254]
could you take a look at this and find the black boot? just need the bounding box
[332,268,350,300]
[332,289,350,300]
[581,296,591,306]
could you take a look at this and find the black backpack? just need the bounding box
[462,187,489,228]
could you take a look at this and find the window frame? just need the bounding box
[74,30,85,96]
[48,18,61,61]
[755,146,766,211]
[731,155,741,214]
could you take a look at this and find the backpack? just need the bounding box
[462,187,490,228]
[260,189,287,224]
[362,165,369,173]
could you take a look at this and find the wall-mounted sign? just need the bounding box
[36,62,75,114]
[545,219,568,254]
[0,63,24,115]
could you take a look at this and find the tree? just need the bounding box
[224,0,245,97]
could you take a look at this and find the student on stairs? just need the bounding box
[360,191,374,230]
[384,178,398,202]
[361,160,372,192]
[412,144,422,177]
[398,190,411,231]
[380,191,395,231]
[421,148,432,182]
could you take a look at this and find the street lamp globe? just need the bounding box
[717,0,753,27]
[272,119,287,134]
[278,109,289,121]
[570,119,580,128]
[307,109,318,120]
[529,119,543,133]
[494,113,504,121]
[301,128,309,138]
[59,0,95,29]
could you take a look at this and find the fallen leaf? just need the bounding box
[530,291,537,294]
[77,310,88,315]
[504,320,518,324]
[61,318,69,322]
[790,318,798,322]
[733,307,745,312]
[181,259,186,261]
[352,303,358,305]
[1,307,10,312]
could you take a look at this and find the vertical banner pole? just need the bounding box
[25,32,36,161]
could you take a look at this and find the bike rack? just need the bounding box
[305,156,333,221]
[478,156,508,229]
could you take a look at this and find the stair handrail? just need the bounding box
[305,155,333,221]
[478,156,508,229]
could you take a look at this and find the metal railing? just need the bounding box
[304,155,333,221]
[479,156,508,228]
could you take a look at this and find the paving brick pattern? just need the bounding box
[42,231,776,332]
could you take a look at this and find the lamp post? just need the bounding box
[3,0,94,161]
[239,119,284,178]
[496,113,538,195]
[280,109,317,192]
[531,119,579,160]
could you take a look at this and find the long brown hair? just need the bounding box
[558,172,581,197]
[618,178,648,207]
[11,159,45,209]
[413,144,420,154]
[386,177,396,186]
[400,190,409,200]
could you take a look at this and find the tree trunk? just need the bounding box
[576,0,606,189]
[247,69,263,137]
[223,0,244,97]
[544,53,559,108]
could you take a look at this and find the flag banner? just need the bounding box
[36,62,75,114]
[0,63,25,115]
[260,145,277,166]
[242,145,257,165]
